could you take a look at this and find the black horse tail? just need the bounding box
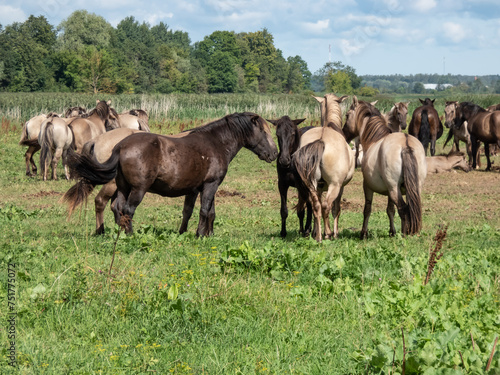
[62,147,121,217]
[39,121,54,178]
[443,126,455,149]
[292,139,325,193]
[418,109,431,152]
[401,135,422,235]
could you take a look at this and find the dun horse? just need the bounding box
[385,102,409,132]
[408,98,443,156]
[39,115,75,180]
[456,102,500,170]
[426,152,470,173]
[68,100,111,153]
[268,116,312,238]
[292,94,354,242]
[107,108,150,132]
[63,112,278,236]
[343,97,427,238]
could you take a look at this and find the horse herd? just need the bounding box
[17,95,500,242]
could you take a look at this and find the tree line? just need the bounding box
[1,11,498,96]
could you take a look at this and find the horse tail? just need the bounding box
[292,139,325,192]
[19,121,39,147]
[401,135,422,235]
[39,121,54,177]
[138,117,151,132]
[68,125,77,151]
[443,126,454,149]
[62,147,121,216]
[418,109,431,151]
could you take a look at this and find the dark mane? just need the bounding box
[189,112,261,143]
[461,101,486,116]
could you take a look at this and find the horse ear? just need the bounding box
[339,95,349,103]
[370,100,378,106]
[106,100,112,105]
[419,98,424,104]
[431,99,435,104]
[312,95,324,104]
[267,119,277,126]
[96,99,100,104]
[293,118,306,126]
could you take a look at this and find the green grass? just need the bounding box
[0,93,499,374]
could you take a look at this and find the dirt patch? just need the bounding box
[216,189,246,199]
[23,191,62,198]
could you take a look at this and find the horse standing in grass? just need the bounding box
[292,94,354,242]
[63,112,278,236]
[408,98,443,156]
[39,115,75,180]
[343,97,427,238]
[107,108,150,132]
[68,100,111,153]
[384,102,409,132]
[269,116,312,238]
[456,102,500,171]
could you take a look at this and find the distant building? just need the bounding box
[423,83,453,90]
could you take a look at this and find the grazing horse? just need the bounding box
[443,101,478,167]
[107,108,150,132]
[63,112,278,236]
[456,102,500,171]
[268,116,312,238]
[408,98,443,156]
[343,97,427,238]
[39,116,74,180]
[426,152,470,174]
[384,102,409,132]
[68,100,111,153]
[292,95,354,242]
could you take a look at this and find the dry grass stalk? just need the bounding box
[424,225,448,285]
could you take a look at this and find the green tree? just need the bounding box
[325,70,353,94]
[311,61,360,93]
[206,51,238,93]
[413,82,425,94]
[286,55,311,93]
[57,10,113,50]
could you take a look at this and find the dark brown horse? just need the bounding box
[456,102,500,170]
[408,98,443,156]
[63,112,278,236]
[268,116,312,238]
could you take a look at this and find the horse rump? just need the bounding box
[292,139,325,192]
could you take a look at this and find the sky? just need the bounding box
[1,0,499,76]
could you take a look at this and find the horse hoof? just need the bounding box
[360,231,368,240]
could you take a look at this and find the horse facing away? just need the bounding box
[63,112,278,236]
[408,98,443,156]
[268,116,312,238]
[39,115,75,180]
[292,95,354,242]
[456,101,500,171]
[343,96,427,239]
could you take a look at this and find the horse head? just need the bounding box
[420,98,435,106]
[268,116,305,168]
[243,114,278,163]
[444,101,459,128]
[393,102,409,131]
[342,96,360,142]
[313,93,348,128]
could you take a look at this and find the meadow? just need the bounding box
[0,92,499,374]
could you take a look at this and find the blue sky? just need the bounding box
[1,0,499,76]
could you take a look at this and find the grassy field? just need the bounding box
[0,93,499,374]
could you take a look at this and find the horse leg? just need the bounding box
[121,188,147,234]
[386,196,396,237]
[430,138,437,157]
[25,145,39,176]
[470,135,479,169]
[179,192,199,234]
[196,183,218,237]
[95,181,117,235]
[62,149,70,180]
[52,147,63,180]
[331,186,345,239]
[360,183,374,240]
[484,143,492,171]
[278,180,289,238]
[207,199,216,236]
[309,190,323,242]
[323,184,341,240]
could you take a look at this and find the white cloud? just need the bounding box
[0,6,27,26]
[442,21,466,43]
[302,19,330,34]
[411,0,437,12]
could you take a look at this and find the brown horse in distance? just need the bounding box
[408,98,443,156]
[63,112,278,236]
[456,102,500,170]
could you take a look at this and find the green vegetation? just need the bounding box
[0,93,499,374]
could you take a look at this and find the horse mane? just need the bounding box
[323,93,344,129]
[461,101,486,117]
[189,112,262,143]
[356,101,391,149]
[87,101,110,121]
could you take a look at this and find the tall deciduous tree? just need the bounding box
[57,10,113,50]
